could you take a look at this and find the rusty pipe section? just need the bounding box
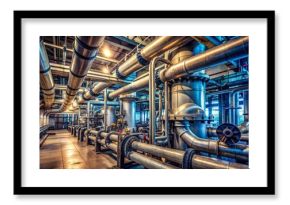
[80,36,188,101]
[159,36,249,82]
[60,36,105,112]
[40,41,55,108]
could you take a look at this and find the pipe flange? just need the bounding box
[136,50,149,66]
[182,148,195,169]
[121,135,140,158]
[116,67,127,79]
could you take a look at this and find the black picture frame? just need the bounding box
[14,10,275,195]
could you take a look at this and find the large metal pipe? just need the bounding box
[131,141,184,164]
[176,126,248,160]
[40,41,55,108]
[108,37,248,98]
[159,36,249,82]
[108,76,149,99]
[59,36,105,112]
[81,36,189,101]
[127,151,177,169]
[191,155,248,169]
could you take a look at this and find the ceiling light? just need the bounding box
[103,48,112,58]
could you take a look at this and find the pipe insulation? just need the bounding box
[40,41,55,108]
[80,36,189,101]
[59,36,105,112]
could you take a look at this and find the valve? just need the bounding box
[216,123,241,145]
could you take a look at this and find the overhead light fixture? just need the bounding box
[103,47,112,58]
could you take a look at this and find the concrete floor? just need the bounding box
[40,130,117,169]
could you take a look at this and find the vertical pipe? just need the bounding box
[218,94,223,125]
[78,108,80,126]
[233,92,240,125]
[104,89,108,131]
[149,57,171,144]
[87,101,90,129]
[158,91,163,131]
[149,59,156,144]
[164,81,170,147]
[208,96,213,117]
[243,91,249,122]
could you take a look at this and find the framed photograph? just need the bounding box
[14,10,275,195]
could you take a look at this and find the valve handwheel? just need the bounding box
[216,123,241,145]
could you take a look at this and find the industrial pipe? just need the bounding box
[127,151,177,169]
[131,141,184,164]
[59,36,105,112]
[176,126,248,160]
[81,36,189,101]
[40,40,55,108]
[108,37,249,98]
[159,36,249,82]
[149,57,171,144]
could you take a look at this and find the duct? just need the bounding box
[159,36,249,82]
[127,151,177,169]
[82,36,189,101]
[59,36,105,112]
[40,40,55,108]
[176,126,248,161]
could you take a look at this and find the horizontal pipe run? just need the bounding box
[108,37,249,98]
[97,139,118,153]
[131,141,184,164]
[128,151,177,169]
[191,155,248,169]
[159,36,249,82]
[81,37,189,101]
[108,76,149,99]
